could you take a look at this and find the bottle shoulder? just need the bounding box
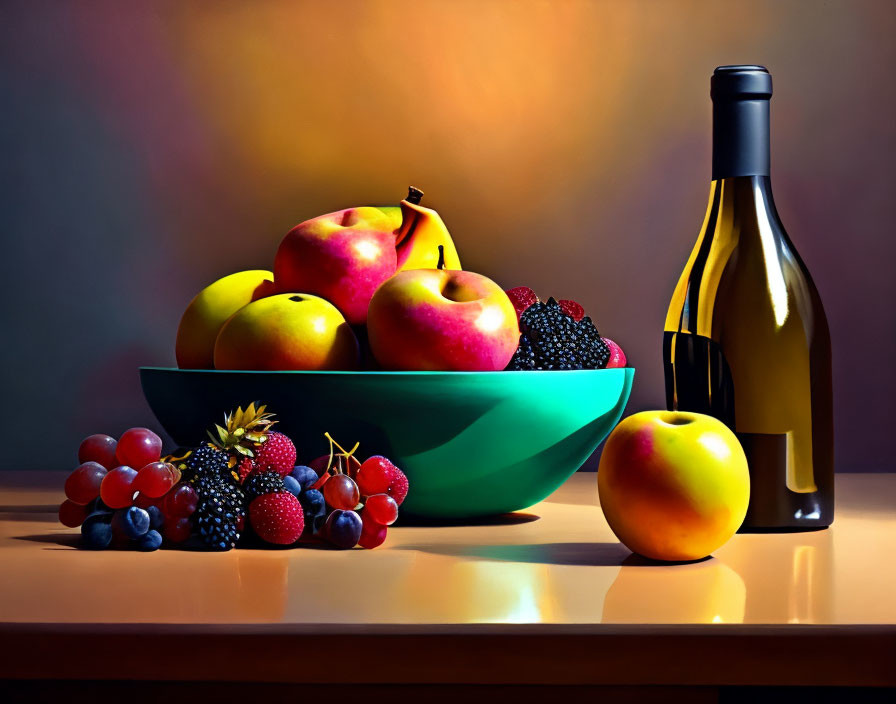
[666,177,829,340]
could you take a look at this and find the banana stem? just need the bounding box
[437,244,445,270]
[406,186,423,204]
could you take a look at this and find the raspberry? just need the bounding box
[249,493,304,545]
[238,457,254,483]
[557,299,585,322]
[252,432,297,476]
[603,338,627,368]
[387,465,409,506]
[504,286,538,319]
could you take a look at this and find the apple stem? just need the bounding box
[407,186,423,205]
[437,245,446,270]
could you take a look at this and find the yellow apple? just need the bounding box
[175,270,274,369]
[213,293,359,371]
[597,410,750,562]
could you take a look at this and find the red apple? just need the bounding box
[367,269,520,371]
[274,189,460,325]
[274,207,398,324]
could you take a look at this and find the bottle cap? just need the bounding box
[711,65,772,100]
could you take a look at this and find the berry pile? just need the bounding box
[245,433,408,549]
[59,405,408,552]
[504,287,627,371]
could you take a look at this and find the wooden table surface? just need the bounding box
[1,472,894,691]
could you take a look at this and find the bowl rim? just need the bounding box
[140,366,635,377]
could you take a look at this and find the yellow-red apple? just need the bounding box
[597,410,750,562]
[213,293,359,371]
[367,269,519,371]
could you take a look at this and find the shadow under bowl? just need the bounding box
[140,367,634,519]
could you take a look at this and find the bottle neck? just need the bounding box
[712,98,770,180]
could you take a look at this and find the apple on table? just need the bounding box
[598,410,750,562]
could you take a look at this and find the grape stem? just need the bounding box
[321,432,361,478]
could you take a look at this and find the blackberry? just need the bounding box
[244,471,286,502]
[192,474,245,551]
[505,297,610,370]
[507,334,536,370]
[182,444,230,482]
[577,316,611,369]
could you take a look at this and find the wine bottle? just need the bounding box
[663,65,833,530]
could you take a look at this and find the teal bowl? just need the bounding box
[140,367,634,519]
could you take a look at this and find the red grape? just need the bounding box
[343,454,361,478]
[364,493,398,526]
[115,428,162,468]
[77,434,118,469]
[64,462,108,505]
[323,474,360,511]
[58,500,89,527]
[356,456,394,495]
[133,492,159,509]
[162,516,192,544]
[359,516,387,549]
[163,483,198,518]
[308,455,330,475]
[309,454,360,479]
[100,466,138,509]
[134,462,181,498]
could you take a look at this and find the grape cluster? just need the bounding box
[311,449,406,549]
[507,297,610,370]
[62,428,197,551]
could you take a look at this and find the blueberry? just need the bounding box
[311,512,328,536]
[325,509,362,549]
[282,475,302,497]
[83,510,112,527]
[145,505,164,530]
[81,518,113,549]
[111,506,151,540]
[290,465,318,491]
[87,497,113,514]
[137,530,163,552]
[299,488,326,521]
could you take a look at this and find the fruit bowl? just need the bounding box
[140,367,634,519]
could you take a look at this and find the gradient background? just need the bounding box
[1,0,893,473]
